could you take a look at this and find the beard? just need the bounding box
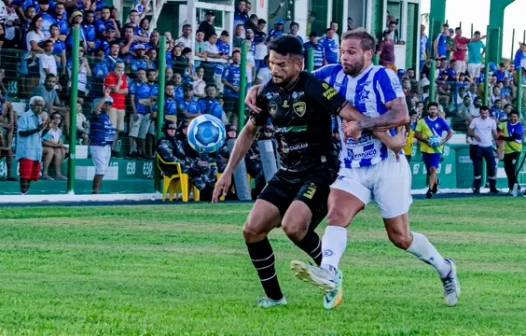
[342,55,365,77]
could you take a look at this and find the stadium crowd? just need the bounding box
[0,0,524,196]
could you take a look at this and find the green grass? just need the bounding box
[0,198,525,335]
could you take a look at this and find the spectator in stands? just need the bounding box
[386,20,404,45]
[222,49,241,126]
[39,40,57,86]
[434,23,449,59]
[256,55,271,84]
[16,96,46,195]
[452,27,470,74]
[26,14,45,93]
[96,6,120,39]
[178,83,201,122]
[289,22,303,44]
[234,0,249,29]
[194,31,207,61]
[129,68,151,158]
[420,24,429,71]
[0,96,15,181]
[467,31,485,80]
[267,19,284,42]
[233,24,245,48]
[175,24,192,49]
[67,47,92,98]
[32,73,67,115]
[193,67,206,97]
[329,21,339,42]
[89,89,116,194]
[378,30,396,71]
[303,31,325,70]
[198,84,223,121]
[244,14,258,35]
[41,112,68,180]
[198,10,216,42]
[319,28,339,65]
[104,60,128,156]
[75,102,89,145]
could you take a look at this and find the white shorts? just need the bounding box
[331,154,413,219]
[129,113,151,139]
[91,145,111,176]
[454,60,467,75]
[467,63,481,80]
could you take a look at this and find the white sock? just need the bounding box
[320,226,348,272]
[407,232,451,278]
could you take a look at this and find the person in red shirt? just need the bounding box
[452,27,471,75]
[103,61,128,156]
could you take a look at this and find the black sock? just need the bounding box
[246,238,283,300]
[293,231,323,266]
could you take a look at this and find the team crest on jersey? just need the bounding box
[293,102,306,117]
[282,100,290,108]
[269,102,278,115]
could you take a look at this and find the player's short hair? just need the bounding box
[480,105,489,111]
[427,102,439,110]
[474,31,481,35]
[342,28,376,52]
[510,110,520,117]
[267,35,303,57]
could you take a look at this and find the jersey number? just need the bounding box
[303,183,317,200]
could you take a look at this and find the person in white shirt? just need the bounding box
[175,24,193,49]
[38,40,57,85]
[255,55,271,84]
[468,106,500,194]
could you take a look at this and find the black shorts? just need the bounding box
[257,167,338,230]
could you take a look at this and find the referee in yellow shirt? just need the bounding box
[498,110,524,194]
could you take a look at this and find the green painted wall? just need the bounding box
[370,0,384,39]
[309,0,328,35]
[405,2,418,70]
[487,0,515,63]
[156,3,181,35]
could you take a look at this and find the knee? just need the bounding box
[429,167,437,174]
[281,219,308,242]
[327,206,357,226]
[243,220,267,243]
[388,231,412,250]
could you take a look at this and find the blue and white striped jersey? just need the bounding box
[313,64,405,168]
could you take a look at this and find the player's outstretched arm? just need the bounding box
[212,121,259,202]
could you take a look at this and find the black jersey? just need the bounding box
[251,71,347,172]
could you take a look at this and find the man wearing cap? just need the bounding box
[267,19,284,42]
[198,10,216,41]
[89,89,116,194]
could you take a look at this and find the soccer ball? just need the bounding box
[428,135,441,147]
[187,115,226,153]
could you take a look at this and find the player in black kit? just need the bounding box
[212,35,390,308]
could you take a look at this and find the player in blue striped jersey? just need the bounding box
[290,29,460,309]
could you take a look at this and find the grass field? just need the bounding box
[0,198,525,336]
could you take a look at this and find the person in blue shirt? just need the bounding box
[233,0,249,29]
[494,63,506,82]
[52,2,69,39]
[39,0,55,39]
[289,22,303,45]
[82,10,97,52]
[221,50,242,126]
[319,28,339,64]
[95,24,118,55]
[95,6,114,38]
[434,23,449,58]
[89,89,116,194]
[490,100,506,121]
[130,45,148,73]
[129,68,152,158]
[303,32,326,70]
[198,84,224,120]
[267,19,284,42]
[216,30,231,56]
[420,24,430,72]
[178,84,201,122]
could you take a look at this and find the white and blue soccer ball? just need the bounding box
[187,114,226,153]
[428,135,442,147]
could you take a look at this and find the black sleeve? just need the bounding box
[303,73,348,115]
[249,85,271,127]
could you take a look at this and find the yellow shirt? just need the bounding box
[500,121,523,154]
[404,128,415,156]
[415,117,450,154]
